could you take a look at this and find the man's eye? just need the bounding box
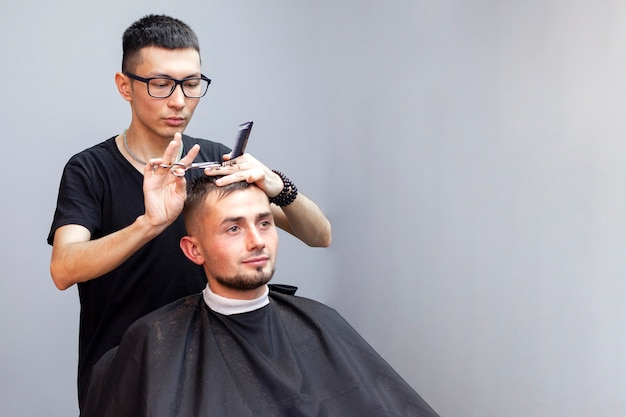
[151,79,173,88]
[184,80,200,88]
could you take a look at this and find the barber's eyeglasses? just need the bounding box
[124,72,211,98]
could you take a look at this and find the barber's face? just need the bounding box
[123,46,203,140]
[187,187,278,299]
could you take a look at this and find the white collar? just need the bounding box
[202,283,269,315]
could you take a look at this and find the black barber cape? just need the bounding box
[83,286,439,417]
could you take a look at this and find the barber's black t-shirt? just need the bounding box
[47,134,230,406]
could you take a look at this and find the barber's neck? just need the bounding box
[125,124,181,159]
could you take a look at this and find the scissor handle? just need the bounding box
[170,162,189,177]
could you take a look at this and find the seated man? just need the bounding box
[82,176,439,417]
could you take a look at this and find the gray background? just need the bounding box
[2,0,626,416]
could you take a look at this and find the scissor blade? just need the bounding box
[188,161,222,169]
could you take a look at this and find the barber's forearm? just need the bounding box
[274,193,332,247]
[50,216,164,290]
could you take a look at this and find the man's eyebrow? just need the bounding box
[220,212,273,226]
[149,71,201,78]
[220,216,244,226]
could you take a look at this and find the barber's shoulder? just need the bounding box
[65,136,119,167]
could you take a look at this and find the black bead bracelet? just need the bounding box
[269,170,298,207]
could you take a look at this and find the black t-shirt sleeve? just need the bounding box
[47,153,104,245]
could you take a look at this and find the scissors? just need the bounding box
[162,159,238,177]
[162,120,253,177]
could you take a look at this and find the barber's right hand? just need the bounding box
[142,133,200,229]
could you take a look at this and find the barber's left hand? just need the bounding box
[203,153,283,198]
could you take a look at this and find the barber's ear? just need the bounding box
[180,236,204,265]
[115,72,132,102]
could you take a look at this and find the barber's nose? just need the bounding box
[167,84,186,107]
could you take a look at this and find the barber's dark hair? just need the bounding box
[183,176,254,234]
[122,14,200,73]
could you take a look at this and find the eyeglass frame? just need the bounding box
[123,72,212,98]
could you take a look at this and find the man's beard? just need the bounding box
[213,266,275,292]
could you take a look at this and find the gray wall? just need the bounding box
[2,1,625,416]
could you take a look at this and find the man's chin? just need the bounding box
[215,270,274,292]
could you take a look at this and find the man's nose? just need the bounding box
[247,228,266,251]
[167,83,186,107]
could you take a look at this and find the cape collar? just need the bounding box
[202,283,270,315]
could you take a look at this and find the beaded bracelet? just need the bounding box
[269,170,298,207]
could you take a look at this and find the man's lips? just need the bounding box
[164,117,185,127]
[242,256,270,267]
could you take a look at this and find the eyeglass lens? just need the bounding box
[148,78,209,98]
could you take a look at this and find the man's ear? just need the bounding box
[180,236,204,265]
[115,72,132,102]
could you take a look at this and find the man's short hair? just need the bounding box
[182,176,255,235]
[122,14,201,73]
